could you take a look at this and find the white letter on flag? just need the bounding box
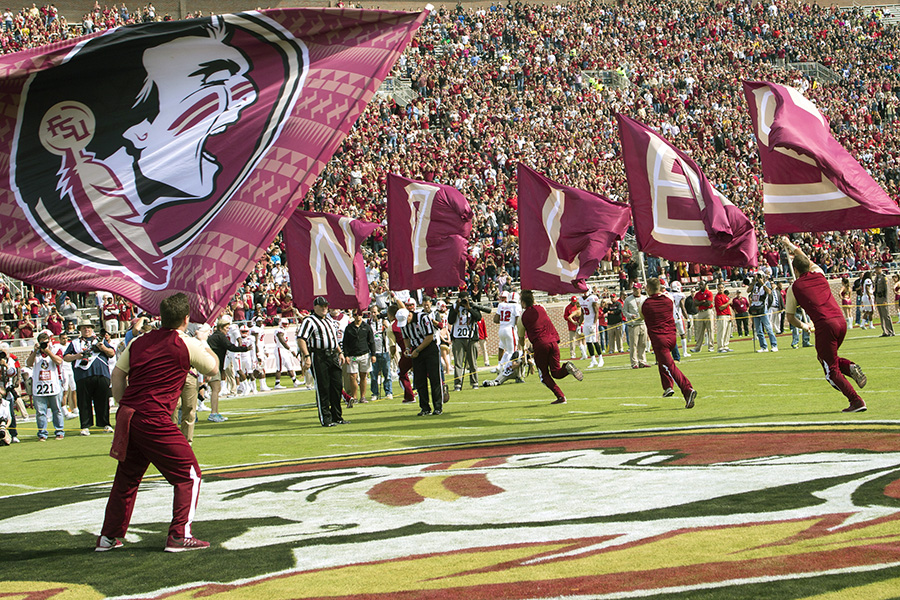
[405,182,437,274]
[537,187,580,282]
[308,216,356,295]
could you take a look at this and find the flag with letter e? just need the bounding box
[283,211,377,310]
[386,173,473,290]
[743,80,900,235]
[617,114,758,268]
[0,7,428,321]
[517,163,631,294]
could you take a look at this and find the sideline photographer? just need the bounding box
[64,318,115,436]
[26,330,65,440]
[447,290,491,391]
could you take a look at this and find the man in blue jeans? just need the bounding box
[749,274,778,353]
[369,304,393,400]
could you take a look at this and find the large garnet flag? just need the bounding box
[386,173,473,290]
[517,164,631,294]
[743,80,900,235]
[284,211,377,310]
[617,114,758,267]
[0,8,427,321]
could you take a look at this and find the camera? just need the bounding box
[39,341,49,350]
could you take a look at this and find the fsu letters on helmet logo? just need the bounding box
[11,13,308,289]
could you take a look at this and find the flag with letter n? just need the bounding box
[517,163,631,294]
[386,173,473,290]
[0,8,427,322]
[743,80,900,235]
[617,114,758,268]
[284,211,377,310]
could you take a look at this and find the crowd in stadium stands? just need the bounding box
[1,0,900,337]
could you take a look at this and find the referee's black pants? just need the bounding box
[412,342,443,413]
[311,351,343,426]
[77,374,111,429]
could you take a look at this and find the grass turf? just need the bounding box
[2,326,895,494]
[1,326,898,599]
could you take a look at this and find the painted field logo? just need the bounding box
[3,425,900,599]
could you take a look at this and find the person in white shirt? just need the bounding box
[493,290,521,372]
[249,317,271,391]
[235,325,256,395]
[273,318,300,389]
[668,281,692,358]
[578,289,604,368]
[26,330,66,440]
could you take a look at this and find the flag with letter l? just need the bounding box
[284,211,377,310]
[386,173,473,290]
[0,8,428,321]
[617,113,758,267]
[517,163,631,294]
[743,80,900,235]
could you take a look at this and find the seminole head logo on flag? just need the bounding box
[11,14,307,289]
[0,8,428,321]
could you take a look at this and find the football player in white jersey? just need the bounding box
[578,289,605,368]
[249,317,271,391]
[481,350,529,387]
[236,325,256,395]
[493,290,521,372]
[273,318,300,389]
[221,321,241,396]
[668,281,692,358]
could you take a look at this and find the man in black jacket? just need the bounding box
[448,291,488,391]
[342,309,376,405]
[206,315,250,423]
[874,265,895,337]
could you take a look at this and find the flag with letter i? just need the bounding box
[517,163,631,294]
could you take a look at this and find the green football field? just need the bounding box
[3,326,900,600]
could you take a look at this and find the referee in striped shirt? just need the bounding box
[395,295,444,416]
[296,297,346,427]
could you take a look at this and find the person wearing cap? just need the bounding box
[368,303,393,401]
[64,318,116,436]
[26,329,66,440]
[395,294,444,415]
[206,315,250,423]
[623,282,650,369]
[97,292,219,553]
[342,308,376,406]
[493,290,522,373]
[732,288,750,338]
[517,289,583,404]
[448,291,483,391]
[642,278,697,409]
[691,281,717,353]
[273,317,300,390]
[296,296,347,426]
[563,296,583,360]
[714,283,735,353]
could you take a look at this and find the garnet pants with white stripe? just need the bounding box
[101,414,201,539]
